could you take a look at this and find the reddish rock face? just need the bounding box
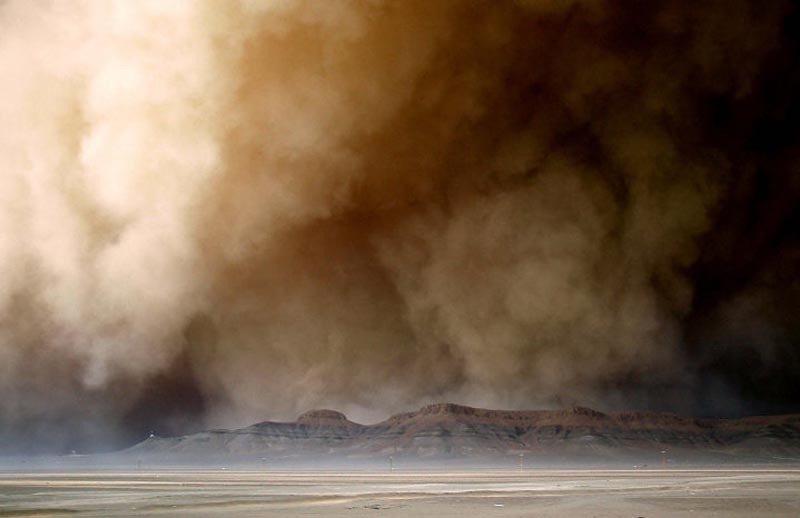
[297,409,350,424]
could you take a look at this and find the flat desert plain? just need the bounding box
[1,468,800,517]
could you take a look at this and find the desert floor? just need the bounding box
[2,467,800,517]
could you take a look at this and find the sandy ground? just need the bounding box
[1,468,800,517]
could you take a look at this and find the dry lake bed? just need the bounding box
[2,467,800,517]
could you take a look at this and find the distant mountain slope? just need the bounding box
[123,403,800,462]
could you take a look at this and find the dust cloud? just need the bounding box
[0,0,798,452]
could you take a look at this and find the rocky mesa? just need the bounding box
[123,403,800,463]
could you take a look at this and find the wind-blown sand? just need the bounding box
[2,468,800,517]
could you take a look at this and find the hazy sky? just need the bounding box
[0,0,798,453]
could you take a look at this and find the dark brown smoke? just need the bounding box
[0,0,798,452]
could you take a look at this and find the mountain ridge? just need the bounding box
[123,403,800,462]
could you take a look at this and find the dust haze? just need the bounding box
[0,0,798,452]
